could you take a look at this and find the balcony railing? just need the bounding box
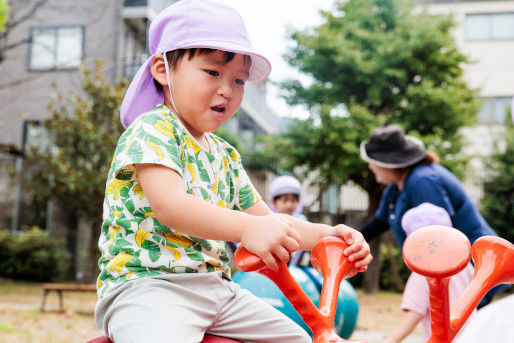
[123,0,177,20]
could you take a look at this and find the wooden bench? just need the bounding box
[41,283,96,311]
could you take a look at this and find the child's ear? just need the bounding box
[151,54,168,86]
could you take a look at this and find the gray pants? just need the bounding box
[95,272,310,343]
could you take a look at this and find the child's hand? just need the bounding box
[323,224,372,275]
[241,214,301,270]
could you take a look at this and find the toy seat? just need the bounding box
[87,335,240,342]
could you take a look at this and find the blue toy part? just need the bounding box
[232,265,359,339]
[302,267,359,339]
[232,266,319,335]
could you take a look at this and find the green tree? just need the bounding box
[263,0,479,292]
[23,62,128,281]
[481,122,514,243]
[0,0,9,31]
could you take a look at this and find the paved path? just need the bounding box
[350,329,422,343]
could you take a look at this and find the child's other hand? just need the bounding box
[241,214,301,270]
[324,224,372,275]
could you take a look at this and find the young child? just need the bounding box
[269,175,307,221]
[384,202,475,343]
[95,1,372,342]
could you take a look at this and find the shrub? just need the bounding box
[0,227,67,282]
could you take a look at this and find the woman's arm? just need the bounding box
[359,216,389,241]
[383,310,423,343]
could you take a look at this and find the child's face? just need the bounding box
[168,50,250,138]
[272,194,300,216]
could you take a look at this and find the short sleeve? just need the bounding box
[111,112,184,181]
[401,272,429,316]
[231,150,261,211]
[406,172,456,218]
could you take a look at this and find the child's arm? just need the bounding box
[244,201,372,272]
[383,310,423,343]
[136,163,300,269]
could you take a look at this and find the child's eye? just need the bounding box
[235,79,245,85]
[205,70,219,77]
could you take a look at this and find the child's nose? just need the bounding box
[217,82,233,99]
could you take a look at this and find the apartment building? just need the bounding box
[0,0,278,230]
[422,0,514,202]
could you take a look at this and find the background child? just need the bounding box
[269,175,307,221]
[383,202,475,343]
[95,1,372,342]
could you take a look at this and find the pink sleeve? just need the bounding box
[401,272,430,316]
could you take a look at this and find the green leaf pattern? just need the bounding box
[97,105,261,298]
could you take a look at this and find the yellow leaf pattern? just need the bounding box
[107,227,122,250]
[164,233,193,247]
[184,135,201,154]
[107,179,130,200]
[133,184,145,199]
[107,253,135,274]
[135,229,151,247]
[146,141,164,160]
[230,150,239,161]
[186,160,195,181]
[163,245,181,261]
[154,119,176,141]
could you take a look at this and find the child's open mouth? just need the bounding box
[211,106,226,118]
[211,106,225,113]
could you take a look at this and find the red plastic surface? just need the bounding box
[403,225,514,343]
[87,334,240,343]
[234,237,367,343]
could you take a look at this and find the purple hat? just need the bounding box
[269,175,303,215]
[401,202,452,236]
[120,0,272,128]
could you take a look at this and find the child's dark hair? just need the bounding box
[153,48,239,92]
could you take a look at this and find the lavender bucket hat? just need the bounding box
[401,202,453,237]
[120,0,272,128]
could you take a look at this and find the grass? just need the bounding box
[0,278,408,342]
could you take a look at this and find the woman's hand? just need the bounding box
[241,214,301,270]
[323,224,372,274]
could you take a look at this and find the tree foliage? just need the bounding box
[0,0,9,31]
[264,0,479,208]
[23,62,128,221]
[481,123,514,243]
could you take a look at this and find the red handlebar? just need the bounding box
[234,237,367,343]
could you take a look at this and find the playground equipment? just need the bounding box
[403,225,514,343]
[232,252,359,338]
[88,227,513,343]
[234,236,366,343]
[87,236,363,343]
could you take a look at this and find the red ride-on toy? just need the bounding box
[87,236,366,343]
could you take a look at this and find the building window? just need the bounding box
[29,26,84,71]
[465,13,514,41]
[479,97,512,124]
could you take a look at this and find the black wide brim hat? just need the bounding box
[360,124,427,168]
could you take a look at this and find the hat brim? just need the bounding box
[360,136,426,168]
[177,40,271,82]
[120,44,272,128]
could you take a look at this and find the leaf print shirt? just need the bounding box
[96,105,261,298]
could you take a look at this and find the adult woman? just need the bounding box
[358,124,501,307]
[359,124,497,246]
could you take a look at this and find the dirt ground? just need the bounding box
[0,280,409,343]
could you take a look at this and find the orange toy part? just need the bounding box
[234,237,367,343]
[403,225,514,343]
